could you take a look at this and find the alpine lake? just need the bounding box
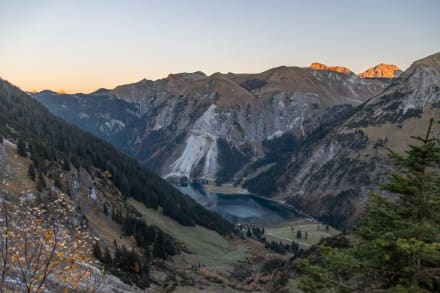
[177,184,299,224]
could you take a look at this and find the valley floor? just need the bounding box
[128,196,339,291]
[202,183,250,195]
[264,218,339,249]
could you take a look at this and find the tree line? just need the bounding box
[0,80,233,236]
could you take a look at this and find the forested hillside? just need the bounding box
[0,78,233,235]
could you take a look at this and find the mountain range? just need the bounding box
[1,52,439,291]
[33,58,426,227]
[281,53,440,226]
[34,62,395,181]
[33,54,439,226]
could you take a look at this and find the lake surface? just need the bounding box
[177,185,298,224]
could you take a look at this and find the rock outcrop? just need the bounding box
[309,62,352,74]
[359,63,402,78]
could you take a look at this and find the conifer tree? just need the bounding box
[93,242,102,260]
[103,247,112,265]
[17,139,27,157]
[28,164,36,181]
[299,119,440,292]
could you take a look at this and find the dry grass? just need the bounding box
[3,143,36,200]
[264,219,339,248]
[128,198,251,271]
[203,183,249,195]
[362,109,440,153]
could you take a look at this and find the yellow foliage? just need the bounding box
[10,254,18,263]
[43,229,52,240]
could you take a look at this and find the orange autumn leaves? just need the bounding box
[0,196,104,292]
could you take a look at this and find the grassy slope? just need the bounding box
[264,220,339,248]
[128,198,250,270]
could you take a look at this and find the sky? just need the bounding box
[0,0,439,93]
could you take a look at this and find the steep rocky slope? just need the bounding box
[2,79,232,235]
[0,78,252,290]
[0,138,143,291]
[276,52,440,227]
[35,65,390,183]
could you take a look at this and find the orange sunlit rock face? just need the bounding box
[358,63,402,78]
[309,62,352,74]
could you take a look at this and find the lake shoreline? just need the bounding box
[201,183,316,224]
[176,184,299,224]
[202,183,250,195]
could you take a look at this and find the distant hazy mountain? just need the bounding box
[32,89,140,140]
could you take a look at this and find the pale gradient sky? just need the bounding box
[1,0,439,93]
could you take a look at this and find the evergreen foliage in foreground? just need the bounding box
[298,119,440,292]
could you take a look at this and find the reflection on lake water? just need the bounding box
[177,185,298,224]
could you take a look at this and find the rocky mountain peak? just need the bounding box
[380,52,440,106]
[411,52,440,70]
[38,89,57,95]
[167,71,207,81]
[358,63,402,78]
[90,88,111,95]
[309,62,352,74]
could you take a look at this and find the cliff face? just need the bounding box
[359,63,403,78]
[35,66,389,183]
[278,53,440,227]
[309,62,352,74]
